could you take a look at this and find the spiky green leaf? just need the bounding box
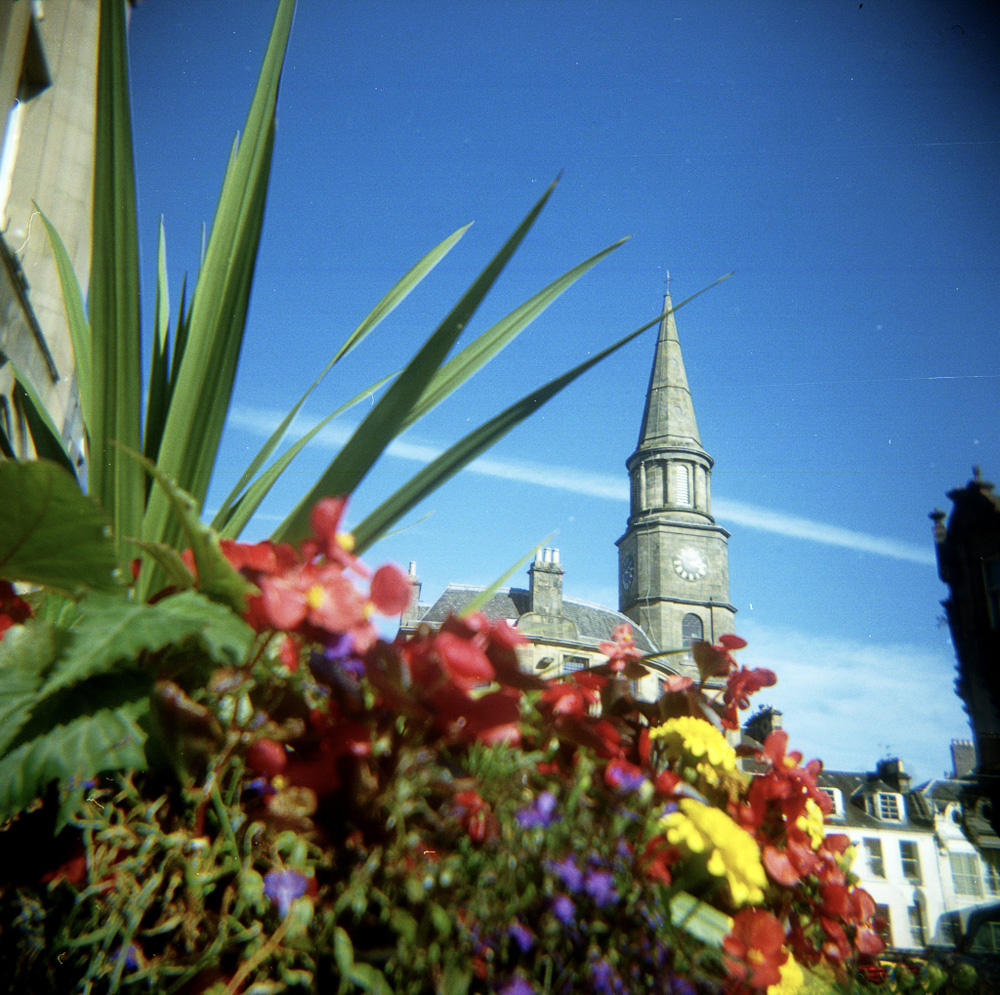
[130,451,254,610]
[402,237,628,432]
[89,0,144,546]
[351,279,729,552]
[212,224,469,531]
[272,179,560,547]
[143,218,172,466]
[142,0,295,557]
[461,533,556,617]
[35,206,92,430]
[9,363,77,477]
[215,373,396,539]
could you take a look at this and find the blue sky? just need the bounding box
[125,1,999,783]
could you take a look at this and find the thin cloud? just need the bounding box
[736,619,968,782]
[227,405,935,565]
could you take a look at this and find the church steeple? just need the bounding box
[636,292,703,455]
[616,289,736,668]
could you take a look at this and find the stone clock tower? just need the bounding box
[616,291,736,664]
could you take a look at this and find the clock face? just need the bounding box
[673,547,708,581]
[621,553,635,591]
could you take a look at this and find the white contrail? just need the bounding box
[227,406,935,565]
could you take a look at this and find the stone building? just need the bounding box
[401,290,737,692]
[931,469,1000,834]
[815,755,1000,951]
[616,289,737,668]
[0,0,100,468]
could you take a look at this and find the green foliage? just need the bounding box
[0,587,253,827]
[0,459,121,593]
[10,0,654,591]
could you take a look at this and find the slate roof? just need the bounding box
[817,770,934,831]
[415,584,659,655]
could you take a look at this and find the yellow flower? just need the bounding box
[648,715,745,795]
[795,798,826,849]
[660,798,767,906]
[767,953,804,995]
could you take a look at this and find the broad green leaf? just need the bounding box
[402,237,629,432]
[40,589,253,700]
[272,179,561,547]
[0,620,60,756]
[351,278,730,553]
[212,224,469,530]
[0,459,122,592]
[127,538,196,591]
[215,373,396,539]
[0,696,149,827]
[130,450,254,609]
[143,0,294,557]
[35,206,92,431]
[670,890,732,947]
[9,363,77,478]
[89,0,144,546]
[461,533,556,617]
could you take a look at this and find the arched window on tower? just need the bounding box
[672,463,691,506]
[682,613,703,646]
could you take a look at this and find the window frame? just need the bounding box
[864,837,885,878]
[950,852,984,898]
[899,840,922,884]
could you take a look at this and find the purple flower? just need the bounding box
[114,944,141,970]
[583,869,618,908]
[508,921,534,953]
[546,853,583,892]
[590,959,626,995]
[550,894,576,925]
[263,868,308,917]
[309,633,365,687]
[516,790,558,828]
[498,974,535,995]
[605,759,646,793]
[669,978,698,995]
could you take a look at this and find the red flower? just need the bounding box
[598,623,645,675]
[743,730,832,832]
[722,665,777,729]
[369,563,411,615]
[246,738,288,778]
[0,581,32,640]
[452,789,498,844]
[305,496,364,572]
[723,908,789,990]
[540,674,602,719]
[426,684,522,746]
[259,561,377,649]
[640,834,679,885]
[691,633,747,682]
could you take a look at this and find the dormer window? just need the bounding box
[819,787,844,819]
[872,791,903,822]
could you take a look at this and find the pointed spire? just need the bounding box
[636,292,702,453]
